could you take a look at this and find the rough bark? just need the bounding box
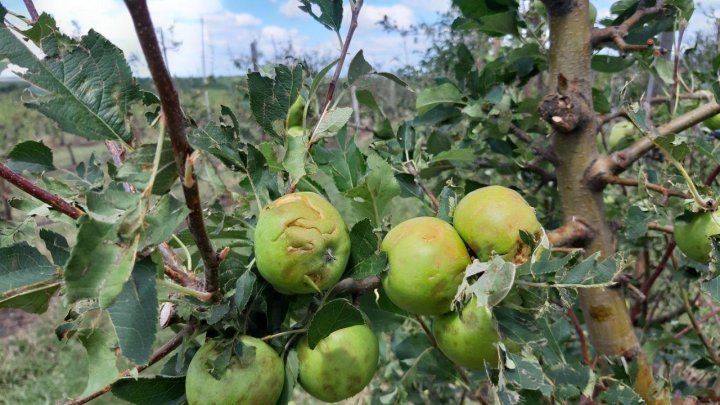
[542,0,663,401]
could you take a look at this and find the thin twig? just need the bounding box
[125,0,220,295]
[0,162,84,219]
[631,241,676,322]
[647,222,673,234]
[414,315,472,385]
[591,1,665,47]
[674,307,720,339]
[329,275,381,297]
[601,174,690,200]
[404,161,439,214]
[62,321,197,405]
[680,288,720,364]
[22,0,39,22]
[566,307,592,366]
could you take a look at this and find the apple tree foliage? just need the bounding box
[0,0,718,403]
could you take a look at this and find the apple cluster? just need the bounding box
[185,185,542,403]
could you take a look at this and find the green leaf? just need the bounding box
[376,72,411,89]
[703,276,720,303]
[79,326,120,396]
[462,257,516,307]
[556,254,618,286]
[655,57,674,85]
[314,128,366,192]
[591,55,635,73]
[189,122,244,170]
[416,83,465,114]
[430,148,475,163]
[348,50,374,85]
[592,88,611,114]
[312,107,353,140]
[107,257,158,365]
[437,186,456,223]
[39,229,71,266]
[277,350,300,405]
[346,154,401,227]
[346,219,386,279]
[0,242,57,295]
[7,140,55,172]
[0,281,60,314]
[307,298,365,349]
[624,206,651,240]
[111,376,185,405]
[64,216,138,306]
[597,382,643,404]
[248,65,303,139]
[233,271,256,311]
[504,352,552,395]
[116,139,178,195]
[283,127,308,184]
[654,133,690,161]
[299,0,343,32]
[0,14,141,143]
[143,195,191,247]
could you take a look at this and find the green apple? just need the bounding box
[589,3,597,24]
[704,113,720,131]
[432,297,499,369]
[186,337,284,405]
[287,95,305,128]
[381,216,471,315]
[297,325,379,402]
[254,192,351,294]
[453,185,542,263]
[373,118,394,140]
[606,121,637,151]
[674,211,720,262]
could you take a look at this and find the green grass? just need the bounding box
[0,304,91,404]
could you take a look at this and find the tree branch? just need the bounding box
[566,307,592,366]
[63,321,197,405]
[591,1,665,48]
[600,174,690,200]
[124,0,220,295]
[22,0,39,22]
[319,0,363,114]
[589,101,720,178]
[0,162,84,219]
[404,161,439,214]
[680,288,720,365]
[631,241,676,322]
[330,275,381,297]
[547,219,593,248]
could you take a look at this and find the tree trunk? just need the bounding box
[542,0,664,402]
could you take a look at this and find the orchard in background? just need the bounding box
[0,0,719,403]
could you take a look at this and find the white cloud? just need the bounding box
[280,0,307,19]
[357,5,416,31]
[402,0,451,13]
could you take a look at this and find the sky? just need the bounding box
[1,0,719,78]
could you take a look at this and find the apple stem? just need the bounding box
[303,275,323,294]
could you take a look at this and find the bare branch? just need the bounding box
[631,241,676,322]
[647,222,673,235]
[22,0,39,22]
[404,161,439,214]
[589,101,720,178]
[330,275,381,297]
[124,0,220,295]
[566,307,592,366]
[591,1,665,48]
[319,0,364,114]
[680,288,720,364]
[63,321,197,405]
[600,174,690,200]
[0,162,84,219]
[547,219,593,248]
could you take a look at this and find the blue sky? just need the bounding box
[1,0,718,77]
